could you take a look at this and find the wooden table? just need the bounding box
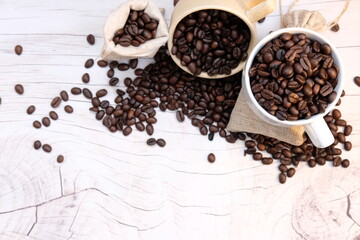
[0,0,359,239]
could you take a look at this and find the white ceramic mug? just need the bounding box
[243,27,344,148]
[168,0,276,79]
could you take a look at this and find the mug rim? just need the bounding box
[244,27,345,126]
[167,2,257,79]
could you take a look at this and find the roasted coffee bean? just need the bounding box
[146,124,154,136]
[109,77,119,86]
[42,117,50,127]
[97,60,108,67]
[344,125,352,136]
[208,153,216,163]
[15,84,24,95]
[344,141,352,151]
[354,76,360,87]
[118,63,130,71]
[330,23,340,32]
[96,110,105,120]
[27,105,36,115]
[333,156,342,167]
[146,138,157,146]
[279,173,287,184]
[253,152,263,160]
[49,111,58,120]
[84,59,94,68]
[107,69,114,78]
[83,88,93,99]
[82,73,90,83]
[123,126,132,136]
[57,155,64,163]
[262,157,273,165]
[176,110,185,122]
[42,144,52,153]
[15,45,23,55]
[257,17,266,23]
[208,132,214,141]
[34,140,42,150]
[60,90,69,101]
[129,59,138,69]
[335,119,346,126]
[96,89,108,98]
[337,132,346,143]
[51,97,62,108]
[279,164,288,172]
[341,159,350,168]
[71,87,82,95]
[64,105,73,113]
[156,138,166,147]
[287,168,296,177]
[245,140,256,148]
[87,34,95,45]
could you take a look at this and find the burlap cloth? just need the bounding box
[101,0,169,61]
[227,0,350,146]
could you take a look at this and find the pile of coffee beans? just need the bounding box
[249,32,339,121]
[171,9,250,76]
[113,10,158,47]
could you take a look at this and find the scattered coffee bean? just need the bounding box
[27,105,36,115]
[176,110,185,122]
[344,125,352,136]
[71,87,82,95]
[156,138,166,147]
[118,63,129,71]
[97,60,108,67]
[64,105,73,113]
[60,90,69,101]
[341,159,350,168]
[257,17,266,23]
[57,155,64,163]
[129,59,138,69]
[15,84,24,95]
[33,120,41,129]
[208,153,216,163]
[262,157,273,165]
[49,111,58,120]
[354,76,360,87]
[34,140,42,150]
[344,141,352,151]
[123,126,132,136]
[146,138,157,146]
[15,45,23,55]
[109,77,119,86]
[96,89,108,98]
[330,23,340,32]
[173,9,250,76]
[84,59,94,68]
[83,88,93,99]
[87,34,95,45]
[51,96,62,108]
[279,173,287,184]
[146,124,154,136]
[287,168,296,177]
[208,132,214,141]
[42,117,51,127]
[42,144,52,153]
[82,73,90,83]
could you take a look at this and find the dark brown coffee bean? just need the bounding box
[341,159,350,168]
[59,90,68,101]
[82,73,90,83]
[146,124,154,136]
[156,138,166,147]
[96,110,105,120]
[262,157,273,165]
[34,140,42,150]
[15,45,23,55]
[119,37,131,47]
[257,17,266,23]
[57,155,64,163]
[344,125,352,136]
[27,105,35,115]
[123,126,132,136]
[83,88,93,99]
[332,109,341,119]
[253,152,263,160]
[51,97,62,108]
[129,59,138,69]
[330,23,340,32]
[71,87,82,95]
[315,157,326,165]
[42,144,52,153]
[87,34,95,45]
[354,76,360,87]
[208,153,216,163]
[118,63,129,71]
[176,110,185,122]
[245,140,256,148]
[84,59,94,68]
[279,173,287,184]
[146,138,157,146]
[333,156,342,167]
[42,117,50,127]
[344,141,352,151]
[337,132,346,143]
[335,119,347,126]
[15,84,24,95]
[96,89,108,98]
[97,60,108,67]
[287,168,296,177]
[49,111,58,120]
[64,105,73,113]
[109,77,119,86]
[279,164,288,172]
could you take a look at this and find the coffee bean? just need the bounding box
[354,76,360,87]
[15,45,23,55]
[97,60,108,67]
[27,105,36,115]
[15,84,24,95]
[84,59,94,68]
[344,125,352,136]
[42,117,51,127]
[344,141,352,151]
[49,111,58,120]
[262,157,273,165]
[253,152,263,160]
[330,23,340,32]
[332,109,341,119]
[341,159,350,168]
[51,97,62,108]
[176,110,185,122]
[96,89,108,98]
[83,88,93,99]
[87,34,95,45]
[82,73,90,83]
[42,144,52,153]
[129,59,138,69]
[257,17,265,23]
[33,120,41,129]
[279,164,288,172]
[34,140,42,150]
[59,90,69,101]
[333,156,342,167]
[287,168,296,177]
[146,124,154,136]
[208,153,216,163]
[156,138,166,147]
[57,155,64,163]
[109,77,119,86]
[146,138,157,146]
[208,132,214,141]
[279,173,287,184]
[64,105,73,113]
[335,119,347,126]
[71,87,81,95]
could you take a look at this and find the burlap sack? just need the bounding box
[282,10,326,31]
[101,0,169,61]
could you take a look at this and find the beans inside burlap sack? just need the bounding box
[101,0,169,61]
[227,0,350,146]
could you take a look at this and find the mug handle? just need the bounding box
[245,0,276,23]
[304,118,334,148]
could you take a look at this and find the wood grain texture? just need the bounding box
[0,0,360,239]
